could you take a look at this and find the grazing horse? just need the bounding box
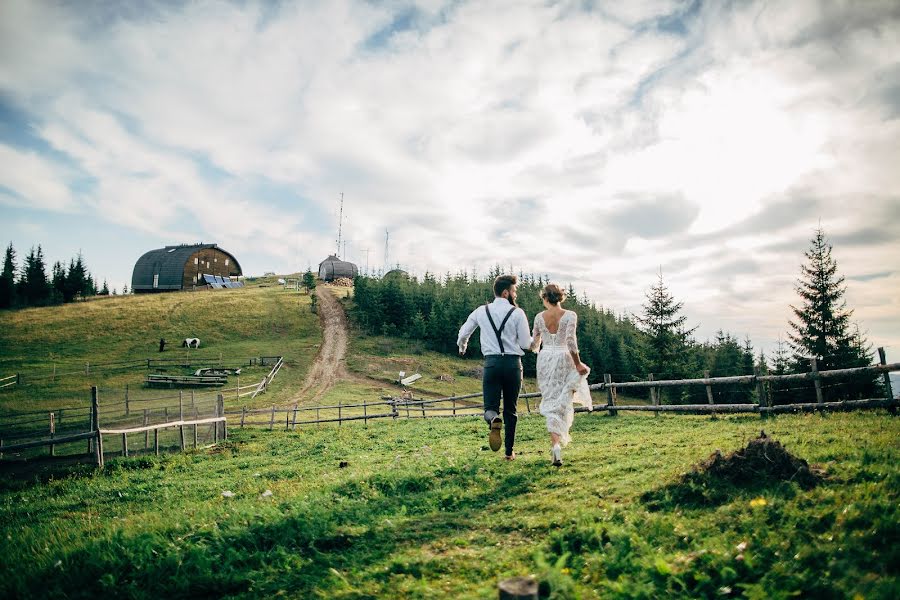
[181,337,200,348]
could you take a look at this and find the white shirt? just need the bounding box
[457,297,533,356]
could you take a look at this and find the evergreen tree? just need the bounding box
[787,228,876,399]
[788,228,866,370]
[303,269,316,294]
[634,273,697,378]
[99,280,110,296]
[0,243,16,309]
[122,284,129,294]
[18,245,51,306]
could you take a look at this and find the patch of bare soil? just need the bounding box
[642,431,824,508]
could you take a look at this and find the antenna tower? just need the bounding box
[383,230,390,272]
[335,192,344,258]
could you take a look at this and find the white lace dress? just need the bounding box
[532,311,593,446]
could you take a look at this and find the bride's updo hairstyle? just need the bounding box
[541,283,566,305]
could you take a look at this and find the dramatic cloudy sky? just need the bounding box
[1,0,898,356]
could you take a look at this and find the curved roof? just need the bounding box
[132,244,242,291]
[384,269,409,280]
[318,255,358,281]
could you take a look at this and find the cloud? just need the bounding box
[0,0,898,356]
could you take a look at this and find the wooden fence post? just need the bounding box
[122,432,128,457]
[878,347,896,415]
[88,389,96,455]
[49,412,56,457]
[285,408,290,431]
[755,366,767,419]
[269,405,275,430]
[649,373,659,418]
[604,374,617,416]
[316,406,321,425]
[154,428,159,456]
[190,390,195,411]
[179,391,185,450]
[218,394,226,441]
[811,358,824,406]
[164,407,169,422]
[452,397,456,416]
[144,410,149,449]
[704,370,714,405]
[193,406,199,448]
[339,400,343,425]
[92,386,103,467]
[125,384,130,416]
[363,401,368,426]
[240,407,246,428]
[236,376,240,399]
[292,404,299,430]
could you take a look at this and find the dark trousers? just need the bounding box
[482,355,522,456]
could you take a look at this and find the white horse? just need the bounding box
[181,337,200,348]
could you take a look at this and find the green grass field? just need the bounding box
[0,411,897,599]
[0,285,321,415]
[1,284,898,598]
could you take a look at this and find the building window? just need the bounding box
[193,275,197,283]
[194,257,199,265]
[214,257,218,263]
[225,258,229,266]
[153,274,159,289]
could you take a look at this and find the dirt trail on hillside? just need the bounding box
[290,286,350,405]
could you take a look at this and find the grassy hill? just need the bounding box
[0,411,897,599]
[0,284,321,415]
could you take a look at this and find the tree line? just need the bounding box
[0,242,121,310]
[348,228,881,404]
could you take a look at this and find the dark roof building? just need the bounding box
[318,255,358,281]
[132,244,243,293]
[384,269,409,280]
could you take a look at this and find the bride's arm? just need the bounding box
[566,313,589,375]
[529,314,542,353]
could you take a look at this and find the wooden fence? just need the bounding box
[2,355,277,388]
[230,353,898,429]
[0,388,227,466]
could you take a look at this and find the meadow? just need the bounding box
[0,411,897,599]
[0,283,897,598]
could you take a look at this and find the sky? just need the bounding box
[0,0,898,358]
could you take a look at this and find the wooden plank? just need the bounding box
[0,430,98,453]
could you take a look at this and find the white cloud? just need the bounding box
[0,0,898,354]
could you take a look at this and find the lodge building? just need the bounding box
[132,244,243,293]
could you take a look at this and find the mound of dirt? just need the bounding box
[642,431,823,508]
[696,431,822,489]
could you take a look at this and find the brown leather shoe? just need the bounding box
[489,417,502,452]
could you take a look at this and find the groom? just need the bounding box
[457,274,532,460]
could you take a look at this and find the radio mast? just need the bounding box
[335,192,344,258]
[383,230,390,273]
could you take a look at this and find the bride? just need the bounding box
[530,284,592,466]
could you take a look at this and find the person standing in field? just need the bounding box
[457,274,532,460]
[530,283,592,467]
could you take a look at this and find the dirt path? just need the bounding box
[290,285,350,405]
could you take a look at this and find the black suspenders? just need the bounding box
[485,304,517,355]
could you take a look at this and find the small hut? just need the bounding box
[318,255,358,282]
[384,268,409,281]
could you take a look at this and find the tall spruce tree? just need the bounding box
[787,228,866,370]
[18,245,51,306]
[634,272,697,378]
[0,243,16,309]
[787,228,876,400]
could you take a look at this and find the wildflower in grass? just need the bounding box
[749,497,767,508]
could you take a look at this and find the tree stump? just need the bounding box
[498,576,538,600]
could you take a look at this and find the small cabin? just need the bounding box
[318,255,359,281]
[132,244,243,293]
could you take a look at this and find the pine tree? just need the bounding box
[122,284,129,294]
[787,228,877,400]
[303,269,316,294]
[100,280,110,296]
[18,245,51,306]
[0,243,16,309]
[787,228,862,371]
[634,273,697,378]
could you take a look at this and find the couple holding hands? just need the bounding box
[457,274,593,467]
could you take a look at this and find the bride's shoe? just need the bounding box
[551,444,562,467]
